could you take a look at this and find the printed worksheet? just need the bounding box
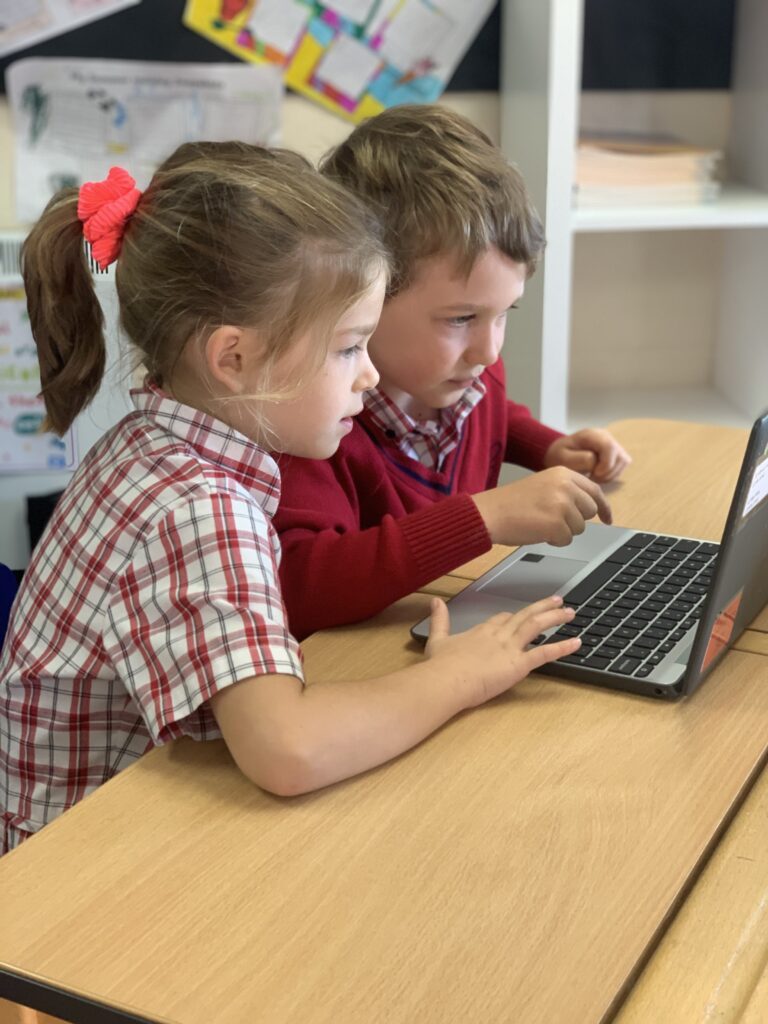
[184,0,496,123]
[7,57,283,222]
[0,288,76,473]
[0,0,139,58]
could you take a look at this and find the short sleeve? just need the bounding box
[103,492,303,744]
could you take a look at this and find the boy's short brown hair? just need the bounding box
[320,103,545,296]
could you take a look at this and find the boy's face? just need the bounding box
[368,247,526,420]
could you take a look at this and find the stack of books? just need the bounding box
[574,131,722,207]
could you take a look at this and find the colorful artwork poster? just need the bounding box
[183,0,496,123]
[0,289,77,474]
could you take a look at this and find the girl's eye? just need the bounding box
[446,314,474,327]
[339,343,363,358]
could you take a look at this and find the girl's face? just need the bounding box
[259,274,385,459]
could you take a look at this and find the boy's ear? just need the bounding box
[204,325,263,395]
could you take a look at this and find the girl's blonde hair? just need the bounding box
[22,141,388,435]
[320,104,545,296]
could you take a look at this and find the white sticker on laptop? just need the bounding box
[743,448,768,519]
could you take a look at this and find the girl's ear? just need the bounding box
[204,325,263,395]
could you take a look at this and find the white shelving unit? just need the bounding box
[572,184,768,234]
[499,0,768,432]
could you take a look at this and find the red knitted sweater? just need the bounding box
[274,359,562,639]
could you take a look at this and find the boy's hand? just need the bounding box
[543,429,631,483]
[472,466,612,548]
[425,595,580,707]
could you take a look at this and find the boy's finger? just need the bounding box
[575,474,612,524]
[567,449,597,475]
[592,454,618,482]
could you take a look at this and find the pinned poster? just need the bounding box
[183,0,496,123]
[0,289,77,474]
[6,57,283,222]
[0,0,140,58]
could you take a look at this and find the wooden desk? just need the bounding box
[425,418,768,1020]
[1,419,767,1024]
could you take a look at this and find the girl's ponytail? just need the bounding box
[21,188,106,435]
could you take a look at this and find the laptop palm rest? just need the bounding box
[437,555,592,634]
[478,555,590,603]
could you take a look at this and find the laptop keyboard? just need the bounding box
[532,533,719,678]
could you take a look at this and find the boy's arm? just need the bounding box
[505,399,564,470]
[275,458,491,640]
[484,359,564,471]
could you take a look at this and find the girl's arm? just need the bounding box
[209,597,579,796]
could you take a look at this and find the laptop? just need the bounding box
[411,410,768,701]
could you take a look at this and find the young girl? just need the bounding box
[0,142,580,855]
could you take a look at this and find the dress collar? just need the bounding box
[130,381,281,514]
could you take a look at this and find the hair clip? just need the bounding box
[77,167,141,270]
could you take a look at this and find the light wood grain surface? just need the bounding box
[2,418,768,1024]
[615,762,768,1023]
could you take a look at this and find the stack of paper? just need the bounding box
[574,132,722,207]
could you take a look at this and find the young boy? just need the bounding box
[274,104,630,640]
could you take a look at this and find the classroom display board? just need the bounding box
[0,287,76,473]
[6,56,282,221]
[183,0,496,122]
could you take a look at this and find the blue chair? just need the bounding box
[0,564,20,651]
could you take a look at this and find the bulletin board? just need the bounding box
[182,0,497,122]
[0,0,501,97]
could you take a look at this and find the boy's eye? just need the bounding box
[446,314,475,326]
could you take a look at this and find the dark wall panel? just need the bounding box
[0,0,736,96]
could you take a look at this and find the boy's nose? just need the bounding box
[466,326,502,369]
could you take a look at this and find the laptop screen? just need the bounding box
[685,412,768,695]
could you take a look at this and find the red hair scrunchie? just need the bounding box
[77,166,141,270]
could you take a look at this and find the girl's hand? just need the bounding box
[544,429,632,483]
[424,595,580,708]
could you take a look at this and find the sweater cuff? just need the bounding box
[398,494,491,586]
[507,420,564,470]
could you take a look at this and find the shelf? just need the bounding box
[571,184,768,233]
[567,386,755,432]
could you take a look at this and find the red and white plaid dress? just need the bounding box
[0,383,303,855]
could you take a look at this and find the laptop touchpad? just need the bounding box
[478,555,589,602]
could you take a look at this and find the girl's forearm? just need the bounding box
[289,662,474,791]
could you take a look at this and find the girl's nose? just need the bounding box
[356,350,379,392]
